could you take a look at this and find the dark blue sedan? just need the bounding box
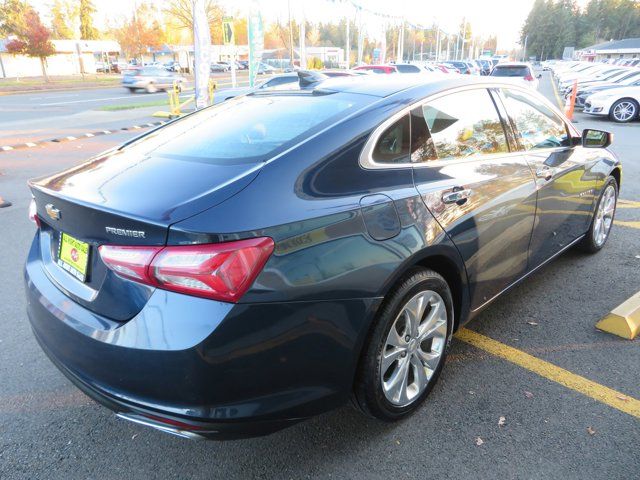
[25,74,621,439]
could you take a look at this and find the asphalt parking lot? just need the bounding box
[0,72,638,479]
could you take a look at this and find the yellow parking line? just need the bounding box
[618,199,640,209]
[455,328,640,419]
[550,77,564,109]
[615,220,640,229]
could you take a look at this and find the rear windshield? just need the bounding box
[492,66,529,77]
[122,93,362,164]
[396,64,421,73]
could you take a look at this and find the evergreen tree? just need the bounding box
[79,0,98,39]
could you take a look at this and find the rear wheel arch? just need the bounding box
[376,249,469,334]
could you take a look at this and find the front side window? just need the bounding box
[419,89,509,160]
[501,89,569,150]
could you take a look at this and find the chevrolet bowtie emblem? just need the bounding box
[45,204,61,221]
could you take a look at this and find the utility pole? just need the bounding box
[299,10,306,69]
[461,18,467,60]
[345,18,350,68]
[357,9,364,65]
[397,21,404,63]
[522,35,528,62]
[287,0,295,69]
[380,22,387,64]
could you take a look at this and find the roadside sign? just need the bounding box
[223,16,235,46]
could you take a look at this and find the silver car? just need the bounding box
[122,67,185,93]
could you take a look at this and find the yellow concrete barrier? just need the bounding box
[596,291,640,340]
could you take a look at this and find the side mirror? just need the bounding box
[537,73,542,79]
[582,129,612,148]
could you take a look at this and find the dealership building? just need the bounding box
[578,37,640,62]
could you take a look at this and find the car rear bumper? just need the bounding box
[25,235,379,439]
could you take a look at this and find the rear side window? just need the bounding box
[501,89,569,150]
[491,66,530,77]
[419,89,509,160]
[127,93,360,164]
[372,114,410,163]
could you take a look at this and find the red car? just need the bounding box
[353,65,398,74]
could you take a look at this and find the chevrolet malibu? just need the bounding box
[25,75,621,439]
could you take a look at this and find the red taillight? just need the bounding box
[99,237,274,302]
[525,74,534,81]
[28,198,41,228]
[98,245,162,283]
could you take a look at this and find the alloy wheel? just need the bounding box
[593,184,616,247]
[380,290,448,407]
[612,101,636,122]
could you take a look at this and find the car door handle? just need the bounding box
[536,166,556,181]
[442,188,473,205]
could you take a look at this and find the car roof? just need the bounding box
[315,74,502,98]
[494,62,530,67]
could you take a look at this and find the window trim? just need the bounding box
[494,87,573,153]
[360,84,541,170]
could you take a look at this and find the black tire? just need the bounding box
[577,176,618,253]
[609,98,638,123]
[353,267,453,421]
[126,87,135,93]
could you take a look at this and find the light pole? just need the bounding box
[287,0,294,69]
[522,35,529,62]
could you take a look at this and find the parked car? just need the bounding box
[393,63,423,73]
[122,67,185,93]
[443,61,472,74]
[584,85,640,122]
[353,64,398,74]
[214,72,302,102]
[572,71,640,108]
[257,62,276,74]
[209,62,231,73]
[110,61,128,73]
[490,62,540,89]
[94,61,109,73]
[164,60,180,72]
[26,76,620,440]
[476,59,492,75]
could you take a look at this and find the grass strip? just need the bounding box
[97,99,170,111]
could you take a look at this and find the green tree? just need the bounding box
[0,0,31,37]
[79,0,98,39]
[51,0,78,39]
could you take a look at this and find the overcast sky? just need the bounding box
[30,0,591,50]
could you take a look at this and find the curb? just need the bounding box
[0,121,168,153]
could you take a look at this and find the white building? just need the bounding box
[0,39,120,78]
[577,38,640,62]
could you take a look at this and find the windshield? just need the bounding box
[492,66,529,77]
[122,93,363,165]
